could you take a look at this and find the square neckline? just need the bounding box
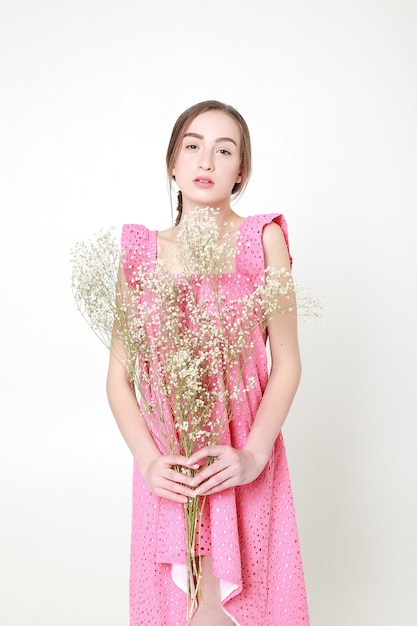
[151,215,251,277]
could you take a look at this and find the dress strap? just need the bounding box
[236,213,292,280]
[121,224,156,286]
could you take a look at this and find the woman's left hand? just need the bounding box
[185,445,267,496]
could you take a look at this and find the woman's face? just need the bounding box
[172,110,242,211]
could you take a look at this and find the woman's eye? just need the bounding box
[186,144,198,150]
[218,149,231,155]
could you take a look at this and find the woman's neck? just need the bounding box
[180,202,239,228]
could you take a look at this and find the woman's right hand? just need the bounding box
[144,454,199,503]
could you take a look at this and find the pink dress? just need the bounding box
[122,214,309,626]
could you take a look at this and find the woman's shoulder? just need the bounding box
[242,213,290,246]
[240,213,292,268]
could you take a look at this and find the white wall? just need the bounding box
[1,1,416,624]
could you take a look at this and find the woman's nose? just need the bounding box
[199,152,214,171]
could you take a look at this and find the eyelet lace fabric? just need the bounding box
[122,214,309,626]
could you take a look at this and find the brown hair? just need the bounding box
[166,100,252,225]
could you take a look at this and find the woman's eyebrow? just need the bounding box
[216,136,238,146]
[183,132,237,147]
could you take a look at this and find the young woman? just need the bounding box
[107,100,309,625]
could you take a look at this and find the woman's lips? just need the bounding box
[193,177,214,188]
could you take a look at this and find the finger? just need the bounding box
[164,454,200,469]
[190,459,225,487]
[148,462,197,493]
[198,482,234,496]
[194,473,235,496]
[154,472,197,498]
[166,466,197,487]
[154,487,191,504]
[187,446,224,466]
[192,459,237,490]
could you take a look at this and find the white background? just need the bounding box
[1,1,416,624]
